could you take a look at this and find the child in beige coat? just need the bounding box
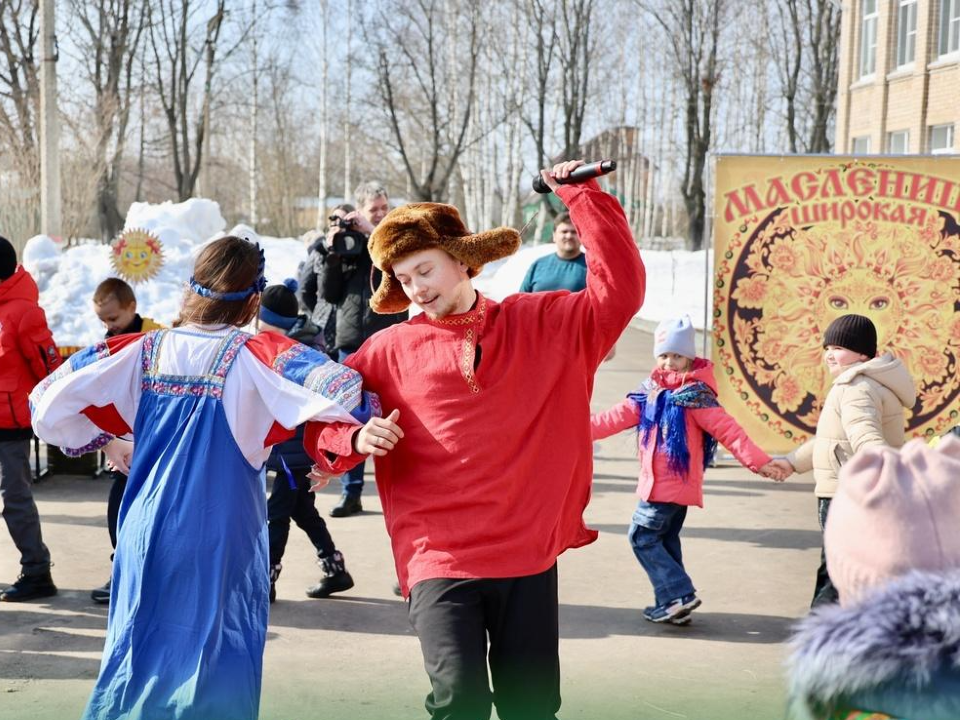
[770,314,916,607]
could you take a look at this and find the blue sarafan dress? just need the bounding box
[31,326,377,720]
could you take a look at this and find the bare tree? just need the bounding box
[770,0,802,153]
[0,0,40,242]
[342,0,352,200]
[642,0,726,251]
[67,0,147,241]
[804,0,840,153]
[147,0,228,201]
[0,0,39,162]
[770,0,839,153]
[369,0,481,202]
[315,0,328,227]
[556,0,597,160]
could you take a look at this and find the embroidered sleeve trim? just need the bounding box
[62,432,114,457]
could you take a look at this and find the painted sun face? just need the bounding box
[819,269,903,340]
[110,229,164,283]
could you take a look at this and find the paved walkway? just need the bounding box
[0,324,819,720]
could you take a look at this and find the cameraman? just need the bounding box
[322,181,406,517]
[297,204,355,353]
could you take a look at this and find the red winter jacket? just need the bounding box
[0,266,61,434]
[591,359,771,507]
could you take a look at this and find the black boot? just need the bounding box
[1,572,58,602]
[329,494,362,518]
[306,551,354,598]
[269,563,282,604]
[90,578,111,604]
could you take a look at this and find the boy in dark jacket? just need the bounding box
[88,278,165,604]
[0,235,61,602]
[258,280,353,601]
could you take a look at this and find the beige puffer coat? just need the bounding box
[786,353,916,498]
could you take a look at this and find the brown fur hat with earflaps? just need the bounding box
[368,202,521,314]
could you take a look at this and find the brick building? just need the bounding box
[836,0,959,154]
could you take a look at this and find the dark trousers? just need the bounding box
[106,469,127,549]
[811,497,839,608]
[0,438,51,575]
[268,467,337,565]
[407,565,561,720]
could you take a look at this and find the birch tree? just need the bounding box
[147,0,227,201]
[641,0,727,251]
[0,0,40,189]
[369,0,481,202]
[67,0,147,241]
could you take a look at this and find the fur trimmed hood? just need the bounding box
[787,570,960,720]
[367,203,520,314]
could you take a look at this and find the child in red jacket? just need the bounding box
[591,315,785,624]
[0,235,62,602]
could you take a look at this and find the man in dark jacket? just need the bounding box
[0,235,61,602]
[297,205,353,354]
[321,182,406,517]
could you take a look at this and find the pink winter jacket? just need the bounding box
[591,359,771,507]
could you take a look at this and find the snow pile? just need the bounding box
[22,196,711,346]
[474,244,712,328]
[22,199,306,346]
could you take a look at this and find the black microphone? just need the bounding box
[531,160,617,194]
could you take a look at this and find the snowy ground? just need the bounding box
[23,199,711,346]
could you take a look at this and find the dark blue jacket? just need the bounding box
[265,320,323,472]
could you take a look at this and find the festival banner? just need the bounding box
[713,155,960,454]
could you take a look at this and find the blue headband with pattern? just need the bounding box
[189,242,267,301]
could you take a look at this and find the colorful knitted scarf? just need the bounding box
[627,379,720,476]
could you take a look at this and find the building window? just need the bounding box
[930,124,955,154]
[941,0,960,56]
[860,0,878,76]
[887,130,910,154]
[852,136,872,154]
[896,0,917,67]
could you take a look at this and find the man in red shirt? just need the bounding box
[308,161,645,719]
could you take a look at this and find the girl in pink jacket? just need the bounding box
[591,315,783,624]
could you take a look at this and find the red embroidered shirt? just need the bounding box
[307,181,645,595]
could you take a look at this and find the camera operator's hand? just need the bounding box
[342,210,375,236]
[324,225,338,250]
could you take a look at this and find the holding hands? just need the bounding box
[104,438,134,475]
[353,409,404,457]
[758,457,795,482]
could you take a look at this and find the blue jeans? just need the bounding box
[338,349,365,498]
[628,500,695,607]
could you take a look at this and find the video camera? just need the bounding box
[330,216,367,257]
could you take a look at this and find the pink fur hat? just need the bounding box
[825,437,960,606]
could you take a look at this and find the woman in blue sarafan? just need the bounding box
[30,236,380,720]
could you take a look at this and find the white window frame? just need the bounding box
[852,136,872,154]
[860,0,879,77]
[896,0,917,67]
[940,0,960,56]
[930,124,955,155]
[887,130,910,154]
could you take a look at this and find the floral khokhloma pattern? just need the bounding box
[721,210,960,437]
